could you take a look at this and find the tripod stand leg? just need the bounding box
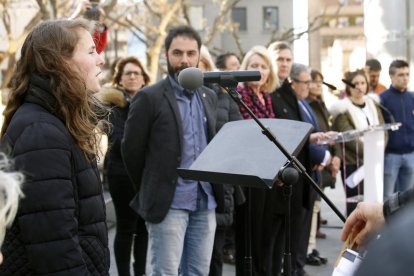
[244,187,252,276]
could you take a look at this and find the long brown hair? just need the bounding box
[1,19,106,159]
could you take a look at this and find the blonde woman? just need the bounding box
[236,45,279,119]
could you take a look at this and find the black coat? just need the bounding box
[269,80,312,214]
[0,75,109,275]
[122,78,223,223]
[96,86,131,177]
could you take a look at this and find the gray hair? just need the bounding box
[290,63,310,81]
[268,41,291,54]
[0,153,23,248]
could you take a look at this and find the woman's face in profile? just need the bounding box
[70,28,105,93]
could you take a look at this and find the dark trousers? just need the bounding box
[209,226,226,276]
[262,214,285,276]
[108,175,148,276]
[235,189,267,276]
[295,203,314,275]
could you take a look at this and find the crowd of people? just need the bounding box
[0,7,413,276]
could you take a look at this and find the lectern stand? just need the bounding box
[178,119,311,276]
[177,78,346,276]
[329,123,401,203]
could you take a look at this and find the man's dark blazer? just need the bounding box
[122,77,222,223]
[269,79,313,214]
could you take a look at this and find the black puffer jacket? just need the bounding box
[0,75,110,275]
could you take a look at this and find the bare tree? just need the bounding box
[266,4,343,45]
[0,0,342,89]
[105,0,241,82]
[0,0,78,89]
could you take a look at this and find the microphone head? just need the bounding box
[323,81,337,91]
[177,67,203,90]
[342,79,356,89]
[281,167,299,185]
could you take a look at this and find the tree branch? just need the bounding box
[203,0,241,46]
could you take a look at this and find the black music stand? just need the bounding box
[178,119,311,188]
[178,118,312,276]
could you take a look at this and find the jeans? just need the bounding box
[146,208,216,276]
[383,152,414,200]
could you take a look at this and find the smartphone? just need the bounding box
[84,0,100,21]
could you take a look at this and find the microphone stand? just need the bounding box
[219,78,346,276]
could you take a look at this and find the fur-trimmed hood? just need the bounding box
[329,96,380,129]
[95,86,127,108]
[329,98,350,120]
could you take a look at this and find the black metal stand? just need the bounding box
[244,187,252,276]
[279,164,300,276]
[220,82,346,276]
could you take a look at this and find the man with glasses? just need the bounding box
[264,42,321,276]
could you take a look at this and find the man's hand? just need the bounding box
[341,202,385,247]
[69,0,92,19]
[309,131,338,145]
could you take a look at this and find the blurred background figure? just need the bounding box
[198,45,243,276]
[380,60,414,200]
[330,69,386,216]
[69,0,109,54]
[365,59,387,95]
[96,56,150,276]
[305,69,340,267]
[215,52,241,71]
[0,153,23,265]
[290,63,331,276]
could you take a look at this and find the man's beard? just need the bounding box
[167,61,189,82]
[167,59,200,82]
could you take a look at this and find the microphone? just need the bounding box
[323,81,337,91]
[341,79,396,123]
[177,67,261,90]
[280,167,299,185]
[341,79,355,88]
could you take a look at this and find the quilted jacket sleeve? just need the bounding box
[8,121,90,275]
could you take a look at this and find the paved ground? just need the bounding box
[107,180,347,276]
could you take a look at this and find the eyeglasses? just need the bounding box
[293,79,311,85]
[123,71,143,77]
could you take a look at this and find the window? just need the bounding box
[232,7,247,31]
[189,6,204,31]
[263,7,279,31]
